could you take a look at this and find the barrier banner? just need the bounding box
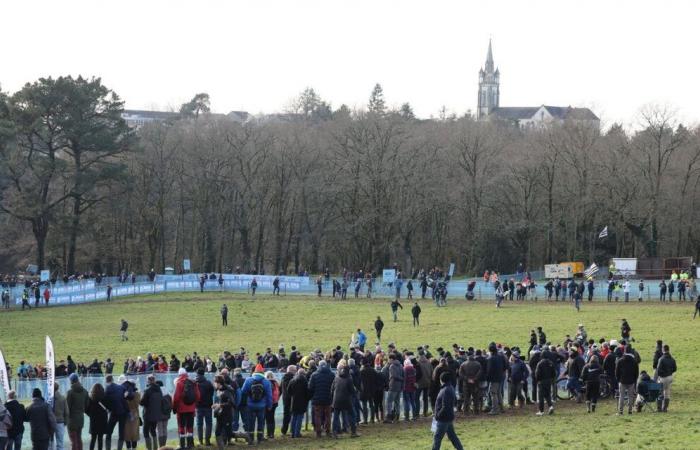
[0,349,10,398]
[46,336,55,404]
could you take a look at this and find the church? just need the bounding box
[477,40,599,128]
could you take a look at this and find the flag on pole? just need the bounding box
[0,349,10,398]
[46,336,55,405]
[584,263,599,278]
[598,226,608,239]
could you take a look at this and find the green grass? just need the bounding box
[1,293,699,449]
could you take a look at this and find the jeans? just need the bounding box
[6,433,23,450]
[290,413,304,438]
[361,398,375,422]
[432,421,464,450]
[196,407,213,443]
[618,383,635,413]
[246,407,265,435]
[332,408,355,434]
[402,391,417,419]
[385,390,401,418]
[52,422,66,450]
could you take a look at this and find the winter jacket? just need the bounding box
[485,353,505,382]
[104,382,128,417]
[66,381,90,431]
[307,365,335,406]
[615,353,639,385]
[566,356,586,379]
[25,397,57,442]
[140,383,164,423]
[196,374,215,408]
[4,399,25,438]
[124,392,141,442]
[359,365,377,401]
[0,403,11,438]
[280,371,295,405]
[287,373,310,414]
[534,358,556,383]
[417,357,433,389]
[509,359,527,384]
[241,373,273,410]
[214,386,235,421]
[387,360,404,392]
[656,354,677,378]
[581,362,602,385]
[331,367,356,410]
[173,373,201,414]
[403,365,417,393]
[459,359,482,389]
[434,384,456,423]
[86,396,108,434]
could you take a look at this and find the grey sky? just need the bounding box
[2,0,699,126]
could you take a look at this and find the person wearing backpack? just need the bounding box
[5,390,26,450]
[240,365,272,445]
[173,368,200,450]
[156,381,171,448]
[195,368,215,447]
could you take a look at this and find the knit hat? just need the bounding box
[178,368,187,375]
[254,363,264,373]
[69,373,79,383]
[32,388,43,398]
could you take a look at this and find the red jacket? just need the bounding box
[173,373,200,414]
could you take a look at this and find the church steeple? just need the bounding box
[477,39,499,120]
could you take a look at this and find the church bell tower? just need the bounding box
[477,39,500,119]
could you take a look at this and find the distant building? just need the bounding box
[477,40,599,128]
[121,109,252,128]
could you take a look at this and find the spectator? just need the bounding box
[307,360,334,438]
[287,368,310,438]
[66,373,89,450]
[330,363,359,439]
[4,390,26,450]
[173,367,200,449]
[240,364,272,445]
[26,388,57,450]
[194,368,214,446]
[140,375,163,450]
[615,347,639,415]
[654,344,677,412]
[431,372,464,450]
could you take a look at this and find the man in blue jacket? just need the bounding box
[432,372,464,450]
[485,344,505,415]
[307,360,334,438]
[104,375,130,450]
[240,365,272,445]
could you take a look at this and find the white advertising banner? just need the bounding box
[45,336,55,404]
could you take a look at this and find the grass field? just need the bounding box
[1,293,699,449]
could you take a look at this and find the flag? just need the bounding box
[584,263,599,278]
[598,226,608,239]
[0,349,10,398]
[46,336,55,405]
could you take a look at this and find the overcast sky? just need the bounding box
[2,0,699,126]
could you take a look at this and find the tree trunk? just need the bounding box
[66,196,82,274]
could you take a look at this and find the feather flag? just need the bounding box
[598,226,608,239]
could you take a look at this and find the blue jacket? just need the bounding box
[307,365,335,406]
[485,353,505,382]
[240,373,272,410]
[510,359,527,384]
[434,384,456,423]
[104,382,128,416]
[357,331,367,347]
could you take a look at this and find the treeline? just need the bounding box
[1,78,699,276]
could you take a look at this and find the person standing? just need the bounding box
[173,368,200,450]
[122,382,140,450]
[120,319,128,342]
[654,344,677,412]
[316,276,323,297]
[330,364,359,439]
[356,328,367,352]
[384,354,404,422]
[21,288,31,310]
[220,304,228,327]
[659,280,667,302]
[534,350,556,416]
[105,375,129,450]
[52,382,69,450]
[615,347,639,415]
[279,366,296,436]
[240,365,272,445]
[407,279,414,299]
[402,359,418,421]
[623,279,631,302]
[307,360,334,438]
[194,368,214,447]
[86,383,108,450]
[139,375,162,450]
[272,277,280,296]
[264,371,280,440]
[66,373,90,450]
[250,278,257,296]
[4,390,26,450]
[390,299,403,322]
[694,295,700,319]
[374,317,384,342]
[156,381,171,448]
[26,388,57,450]
[0,398,13,450]
[212,375,235,450]
[412,302,422,327]
[287,369,310,438]
[581,355,602,413]
[431,372,464,450]
[44,287,51,306]
[586,278,594,301]
[485,344,504,415]
[106,284,112,302]
[638,280,645,301]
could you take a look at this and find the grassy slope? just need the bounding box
[1,293,699,449]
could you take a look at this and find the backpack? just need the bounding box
[249,378,265,402]
[182,379,196,405]
[161,395,172,415]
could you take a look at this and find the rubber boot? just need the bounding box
[663,399,670,412]
[178,437,186,450]
[187,436,195,449]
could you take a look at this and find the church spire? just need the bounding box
[485,38,494,73]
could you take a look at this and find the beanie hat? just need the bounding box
[32,388,43,398]
[254,363,264,373]
[69,373,79,383]
[178,368,187,375]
